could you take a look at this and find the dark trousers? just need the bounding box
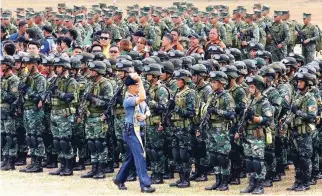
[116,128,151,188]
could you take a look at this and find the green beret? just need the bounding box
[254,10,262,15]
[128,11,138,18]
[56,13,64,20]
[114,9,123,15]
[103,11,113,18]
[143,6,151,12]
[140,11,149,17]
[58,3,66,8]
[152,10,161,17]
[64,14,75,21]
[303,13,312,19]
[75,14,85,22]
[220,12,229,18]
[17,14,25,20]
[262,5,270,11]
[282,10,289,15]
[86,12,94,19]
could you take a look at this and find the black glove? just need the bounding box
[168,99,175,110]
[85,93,95,101]
[207,106,217,114]
[291,105,299,114]
[19,84,29,94]
[30,93,41,102]
[246,110,254,121]
[62,94,74,103]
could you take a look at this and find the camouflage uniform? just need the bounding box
[137,24,159,50]
[232,20,246,48]
[257,19,267,48]
[30,23,44,39]
[191,21,206,38]
[172,22,191,38]
[300,24,320,63]
[1,71,19,170]
[223,22,233,47]
[6,23,17,35]
[285,20,301,55]
[73,24,86,45]
[104,24,122,44]
[115,20,130,40]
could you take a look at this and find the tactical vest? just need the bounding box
[24,73,45,108]
[88,77,110,114]
[223,23,233,46]
[0,74,19,105]
[51,76,73,109]
[171,87,193,121]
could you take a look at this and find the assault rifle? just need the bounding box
[236,95,255,143]
[76,81,94,122]
[103,83,124,123]
[159,89,179,129]
[265,26,283,53]
[295,25,307,44]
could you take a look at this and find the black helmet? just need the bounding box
[170,58,183,70]
[191,64,208,76]
[249,43,264,51]
[168,50,184,59]
[70,56,82,69]
[79,52,94,63]
[234,61,248,75]
[1,56,15,67]
[217,54,230,64]
[209,71,228,84]
[117,54,132,61]
[281,57,297,69]
[173,69,192,82]
[245,75,266,91]
[22,53,41,64]
[115,59,133,72]
[254,57,266,69]
[132,60,144,72]
[270,62,286,76]
[288,52,305,64]
[128,51,142,60]
[203,59,220,72]
[259,66,275,80]
[243,59,257,72]
[294,71,316,86]
[143,63,162,76]
[150,56,161,64]
[161,61,174,74]
[187,56,196,65]
[94,52,106,61]
[103,59,112,74]
[88,60,106,75]
[53,55,71,69]
[142,57,157,66]
[153,51,169,62]
[220,65,239,79]
[189,53,203,64]
[181,56,193,69]
[229,48,242,61]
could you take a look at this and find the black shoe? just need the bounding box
[46,154,58,168]
[169,172,183,187]
[263,178,273,187]
[1,156,15,171]
[286,178,301,191]
[230,177,240,185]
[105,162,114,173]
[240,177,256,193]
[20,156,36,172]
[60,159,73,176]
[141,186,156,193]
[113,179,127,190]
[80,163,98,178]
[93,162,105,179]
[294,184,309,192]
[15,152,27,166]
[26,156,43,173]
[1,155,9,169]
[73,158,85,171]
[84,157,91,166]
[189,171,199,181]
[217,175,229,191]
[195,173,208,182]
[151,173,164,184]
[49,158,65,175]
[177,172,190,188]
[163,166,175,179]
[251,179,264,194]
[316,173,322,179]
[205,174,222,190]
[309,177,317,185]
[272,174,281,182]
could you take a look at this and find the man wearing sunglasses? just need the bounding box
[99,30,112,58]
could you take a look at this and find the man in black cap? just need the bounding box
[113,73,156,193]
[40,25,56,55]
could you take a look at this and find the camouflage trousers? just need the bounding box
[114,115,126,161]
[243,135,266,180]
[72,121,87,159]
[287,44,295,55]
[51,112,74,159]
[43,112,54,155]
[1,113,17,157]
[163,128,175,173]
[311,131,320,178]
[302,46,316,63]
[85,115,110,164]
[275,135,288,166]
[16,116,27,154]
[172,128,192,173]
[146,125,165,174]
[23,109,45,157]
[205,127,231,176]
[264,142,276,177]
[266,44,287,62]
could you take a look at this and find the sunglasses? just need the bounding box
[109,50,118,53]
[100,36,110,40]
[92,50,102,53]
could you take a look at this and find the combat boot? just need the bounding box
[105,161,114,173]
[60,159,73,176]
[73,158,85,171]
[205,174,222,190]
[287,176,301,191]
[19,155,36,172]
[177,172,190,188]
[189,168,199,181]
[27,156,43,173]
[240,176,256,193]
[263,172,273,187]
[195,166,208,182]
[251,179,264,194]
[169,172,183,187]
[81,162,98,178]
[93,162,106,179]
[46,154,58,168]
[217,175,229,191]
[1,156,16,171]
[152,173,164,184]
[1,155,9,169]
[49,158,65,175]
[15,152,27,166]
[229,169,240,185]
[295,177,310,191]
[163,165,175,179]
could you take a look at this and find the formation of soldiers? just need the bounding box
[1,1,322,194]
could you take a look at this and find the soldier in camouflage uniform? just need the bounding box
[253,10,267,48]
[48,56,77,176]
[18,54,46,173]
[262,5,273,25]
[222,12,234,48]
[63,14,83,46]
[189,64,212,182]
[171,13,191,38]
[282,11,301,55]
[152,10,170,38]
[26,12,44,39]
[113,10,130,40]
[239,75,274,194]
[54,14,65,34]
[286,71,317,191]
[265,11,290,62]
[239,13,260,58]
[167,69,196,188]
[221,64,247,185]
[209,13,227,45]
[76,14,91,45]
[259,66,283,187]
[0,56,20,171]
[138,11,159,51]
[127,11,139,34]
[298,13,320,63]
[232,10,246,48]
[1,12,17,35]
[191,12,206,38]
[87,12,101,33]
[103,11,122,44]
[202,71,235,191]
[80,61,113,179]
[144,63,169,184]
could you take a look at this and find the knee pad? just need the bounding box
[5,134,13,148]
[151,149,160,161]
[60,139,69,154]
[53,138,61,152]
[265,151,275,165]
[94,139,104,153]
[87,140,96,153]
[253,158,262,174]
[172,148,180,162]
[244,156,253,173]
[209,152,217,167]
[217,153,229,167]
[30,134,37,148]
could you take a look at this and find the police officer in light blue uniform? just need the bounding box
[40,25,56,55]
[113,73,156,193]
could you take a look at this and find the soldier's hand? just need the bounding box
[267,34,272,39]
[237,33,240,38]
[295,31,299,36]
[158,123,164,131]
[196,130,200,137]
[277,44,283,48]
[242,41,248,46]
[234,133,240,139]
[77,117,82,124]
[303,39,310,44]
[38,101,43,109]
